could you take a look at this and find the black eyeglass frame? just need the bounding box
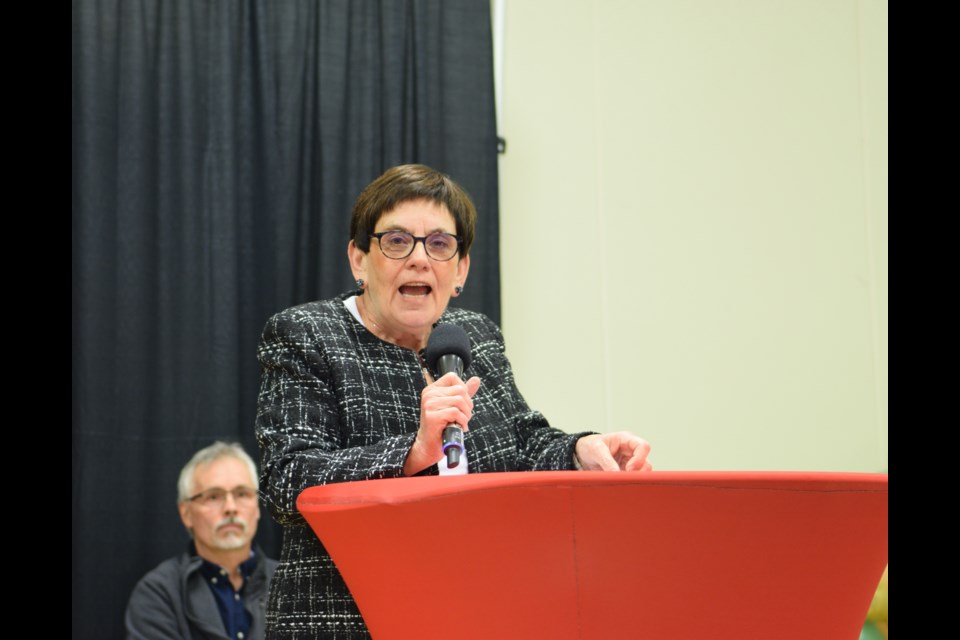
[369,231,463,261]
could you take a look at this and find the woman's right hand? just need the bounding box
[404,372,482,475]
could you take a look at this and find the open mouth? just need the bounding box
[399,284,432,297]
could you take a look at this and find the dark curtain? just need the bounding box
[72,1,499,638]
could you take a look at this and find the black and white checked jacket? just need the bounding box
[255,291,590,639]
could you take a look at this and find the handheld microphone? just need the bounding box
[423,324,472,469]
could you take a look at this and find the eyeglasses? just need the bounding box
[186,486,259,508]
[370,231,462,261]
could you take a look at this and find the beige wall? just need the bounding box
[497,0,887,471]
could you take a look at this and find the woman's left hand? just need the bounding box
[575,432,653,472]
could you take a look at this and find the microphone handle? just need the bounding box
[435,354,464,379]
[442,424,464,468]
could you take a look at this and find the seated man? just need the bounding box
[125,441,278,640]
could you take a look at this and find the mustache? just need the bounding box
[215,516,248,534]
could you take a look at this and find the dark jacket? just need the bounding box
[255,292,593,639]
[125,545,278,640]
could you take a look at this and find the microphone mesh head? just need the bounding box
[424,324,472,371]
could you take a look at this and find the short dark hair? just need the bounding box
[350,164,477,257]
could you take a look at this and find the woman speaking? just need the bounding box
[255,164,652,638]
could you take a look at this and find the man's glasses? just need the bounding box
[370,231,462,261]
[186,486,259,508]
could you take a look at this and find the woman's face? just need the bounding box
[349,198,470,349]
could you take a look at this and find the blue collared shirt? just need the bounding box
[194,544,258,640]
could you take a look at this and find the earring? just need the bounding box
[455,285,464,295]
[356,279,365,289]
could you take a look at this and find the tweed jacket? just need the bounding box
[124,545,278,640]
[255,292,592,639]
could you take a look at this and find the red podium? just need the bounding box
[297,471,887,640]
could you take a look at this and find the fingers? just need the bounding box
[615,434,652,471]
[465,376,481,398]
[421,398,471,431]
[431,371,463,386]
[422,373,477,429]
[625,455,653,472]
[575,434,621,472]
[577,432,653,472]
[594,447,621,472]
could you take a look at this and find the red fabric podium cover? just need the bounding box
[297,471,887,640]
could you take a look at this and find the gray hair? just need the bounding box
[177,441,259,503]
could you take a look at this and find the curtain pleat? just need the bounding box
[73,1,499,637]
